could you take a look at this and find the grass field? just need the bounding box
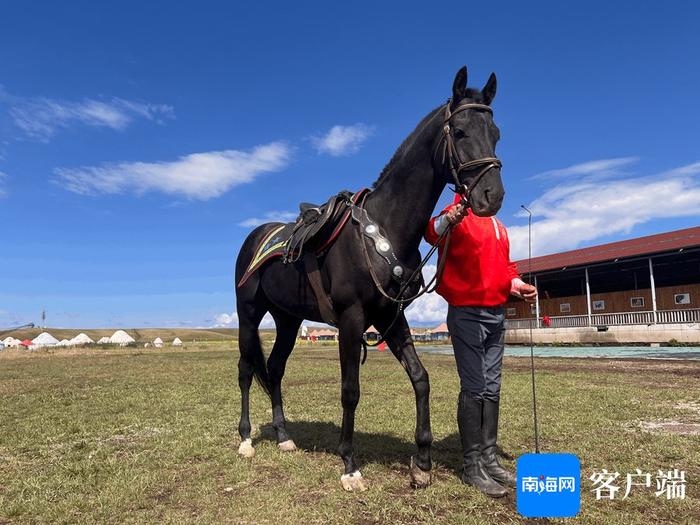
[1,344,699,524]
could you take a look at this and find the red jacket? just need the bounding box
[424,195,519,307]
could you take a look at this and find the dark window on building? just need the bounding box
[588,259,651,293]
[536,268,586,298]
[652,251,700,287]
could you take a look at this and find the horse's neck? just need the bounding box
[365,111,445,261]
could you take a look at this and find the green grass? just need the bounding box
[1,344,698,524]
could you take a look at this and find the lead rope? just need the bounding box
[521,204,540,453]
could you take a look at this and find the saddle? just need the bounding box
[284,190,368,327]
[237,189,370,327]
[283,190,355,264]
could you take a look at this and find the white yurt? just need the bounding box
[109,330,135,346]
[70,333,94,345]
[57,339,72,346]
[97,336,110,344]
[4,337,21,348]
[172,337,183,346]
[153,337,164,348]
[32,332,60,348]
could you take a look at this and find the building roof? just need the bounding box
[310,329,337,337]
[515,226,700,274]
[429,322,449,333]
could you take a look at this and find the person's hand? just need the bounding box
[445,203,467,225]
[519,283,538,303]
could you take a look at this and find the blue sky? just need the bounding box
[1,1,699,328]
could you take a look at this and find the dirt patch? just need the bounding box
[503,357,700,378]
[639,420,700,435]
[285,377,338,387]
[674,401,700,415]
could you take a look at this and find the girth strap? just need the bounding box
[304,251,337,326]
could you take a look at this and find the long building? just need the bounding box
[505,226,700,344]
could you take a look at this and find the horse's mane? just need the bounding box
[372,89,483,189]
[372,105,442,189]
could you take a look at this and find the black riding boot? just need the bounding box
[481,399,516,488]
[458,393,507,498]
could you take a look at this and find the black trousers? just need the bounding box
[447,305,505,402]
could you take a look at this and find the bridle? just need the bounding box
[434,100,502,206]
[358,100,503,359]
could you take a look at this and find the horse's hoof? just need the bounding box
[410,456,432,488]
[341,471,368,492]
[237,438,255,458]
[278,439,297,452]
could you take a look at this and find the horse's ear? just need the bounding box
[452,66,468,101]
[482,72,497,105]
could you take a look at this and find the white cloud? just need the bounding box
[405,264,448,325]
[0,171,6,197]
[215,312,237,326]
[7,94,174,141]
[312,123,373,156]
[508,159,700,260]
[54,142,292,199]
[215,311,274,328]
[531,156,639,180]
[238,210,297,227]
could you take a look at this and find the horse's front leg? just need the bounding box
[337,305,367,491]
[378,313,433,488]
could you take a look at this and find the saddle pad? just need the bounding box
[237,223,295,287]
[236,188,370,288]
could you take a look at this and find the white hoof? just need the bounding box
[341,470,368,492]
[410,456,432,488]
[237,438,255,458]
[278,439,297,452]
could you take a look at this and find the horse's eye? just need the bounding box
[453,128,466,139]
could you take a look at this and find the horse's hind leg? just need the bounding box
[267,309,302,451]
[237,292,269,459]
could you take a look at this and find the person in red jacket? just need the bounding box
[425,195,537,498]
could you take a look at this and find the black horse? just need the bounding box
[235,66,505,491]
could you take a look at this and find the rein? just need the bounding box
[358,201,456,358]
[363,99,503,308]
[359,100,502,356]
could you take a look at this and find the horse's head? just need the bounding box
[435,66,505,217]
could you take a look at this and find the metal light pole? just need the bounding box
[521,204,540,454]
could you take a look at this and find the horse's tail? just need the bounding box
[235,224,277,398]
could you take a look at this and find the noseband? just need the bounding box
[434,101,502,205]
